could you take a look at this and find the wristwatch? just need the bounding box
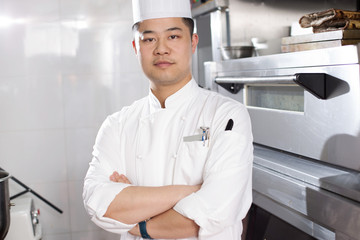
[139,220,153,239]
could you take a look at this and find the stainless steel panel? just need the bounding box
[195,13,213,87]
[203,61,219,91]
[191,0,229,17]
[215,75,296,84]
[192,6,228,87]
[253,160,360,240]
[254,145,360,203]
[215,45,360,73]
[336,231,354,240]
[253,192,335,240]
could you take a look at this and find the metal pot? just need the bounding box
[220,46,255,60]
[0,170,11,239]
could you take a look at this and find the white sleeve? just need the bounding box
[82,114,136,234]
[173,106,253,238]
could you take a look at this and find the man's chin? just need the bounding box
[150,79,176,86]
[148,73,175,84]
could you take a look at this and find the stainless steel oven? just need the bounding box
[205,45,360,240]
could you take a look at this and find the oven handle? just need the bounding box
[215,73,327,99]
[215,75,296,84]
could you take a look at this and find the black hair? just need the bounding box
[132,17,194,37]
[182,18,194,37]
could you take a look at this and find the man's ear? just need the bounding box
[132,40,138,54]
[191,33,199,54]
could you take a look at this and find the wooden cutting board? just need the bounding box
[281,30,360,52]
[281,39,360,52]
[282,29,360,45]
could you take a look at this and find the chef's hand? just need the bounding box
[109,171,131,184]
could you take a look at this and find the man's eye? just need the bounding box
[169,35,179,40]
[143,38,154,42]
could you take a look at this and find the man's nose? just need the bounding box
[154,39,170,55]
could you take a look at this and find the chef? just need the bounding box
[82,0,253,239]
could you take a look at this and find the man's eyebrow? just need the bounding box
[142,30,155,35]
[166,27,183,32]
[141,27,183,35]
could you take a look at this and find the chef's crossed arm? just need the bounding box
[104,172,201,238]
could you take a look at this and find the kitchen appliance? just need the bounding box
[0,170,11,239]
[205,44,360,240]
[0,168,61,240]
[220,46,255,60]
[5,197,42,240]
[191,0,230,87]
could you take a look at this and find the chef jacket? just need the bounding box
[83,78,253,240]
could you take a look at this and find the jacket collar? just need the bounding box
[148,78,199,114]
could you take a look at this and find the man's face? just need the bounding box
[133,17,198,89]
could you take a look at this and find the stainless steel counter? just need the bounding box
[215,44,360,73]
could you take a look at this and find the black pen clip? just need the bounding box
[225,119,234,131]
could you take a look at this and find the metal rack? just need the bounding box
[0,167,63,214]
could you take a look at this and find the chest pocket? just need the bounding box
[175,140,210,185]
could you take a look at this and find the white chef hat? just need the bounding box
[132,0,192,24]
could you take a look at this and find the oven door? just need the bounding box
[214,63,360,171]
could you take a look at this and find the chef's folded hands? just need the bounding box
[109,171,131,184]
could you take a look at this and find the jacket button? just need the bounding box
[136,155,142,160]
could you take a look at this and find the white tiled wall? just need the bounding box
[0,0,147,239]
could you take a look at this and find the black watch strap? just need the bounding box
[139,220,153,239]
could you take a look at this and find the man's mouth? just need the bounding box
[154,60,174,68]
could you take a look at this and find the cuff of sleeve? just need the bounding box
[87,182,129,217]
[173,193,214,237]
[86,183,136,233]
[91,214,136,234]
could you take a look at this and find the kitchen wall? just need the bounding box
[0,0,147,239]
[0,0,358,239]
